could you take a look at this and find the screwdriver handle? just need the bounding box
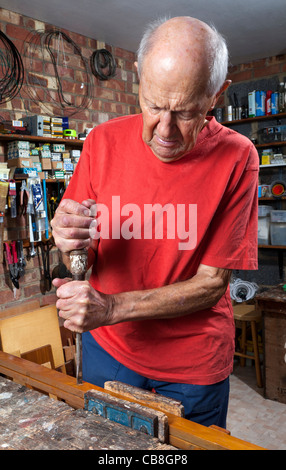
[69,249,88,385]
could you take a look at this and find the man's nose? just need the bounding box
[157,111,177,136]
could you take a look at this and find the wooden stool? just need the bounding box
[233,304,263,388]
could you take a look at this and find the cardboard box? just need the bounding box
[52,161,63,170]
[63,162,73,172]
[54,170,65,179]
[30,155,40,163]
[7,149,30,160]
[14,168,38,176]
[7,157,33,168]
[41,158,52,170]
[71,150,81,157]
[34,162,42,172]
[8,140,30,150]
[62,152,71,159]
[248,91,256,117]
[52,143,65,152]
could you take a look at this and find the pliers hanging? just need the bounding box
[4,241,19,289]
[19,180,29,217]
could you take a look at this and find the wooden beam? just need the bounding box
[0,351,266,450]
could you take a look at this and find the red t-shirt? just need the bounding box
[63,114,259,385]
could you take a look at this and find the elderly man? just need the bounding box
[51,17,258,428]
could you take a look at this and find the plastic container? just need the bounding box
[258,205,273,244]
[270,210,286,245]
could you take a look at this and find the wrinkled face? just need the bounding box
[139,56,216,163]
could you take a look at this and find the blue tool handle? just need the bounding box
[42,178,49,239]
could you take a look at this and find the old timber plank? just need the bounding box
[0,351,266,450]
[0,376,175,450]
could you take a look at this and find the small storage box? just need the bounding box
[258,205,272,244]
[270,210,286,245]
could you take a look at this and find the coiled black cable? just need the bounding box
[23,29,92,116]
[0,30,24,104]
[90,49,116,80]
[44,30,92,111]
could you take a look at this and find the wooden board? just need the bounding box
[104,381,185,417]
[0,299,41,320]
[0,351,266,450]
[256,287,286,404]
[0,376,173,450]
[0,306,65,370]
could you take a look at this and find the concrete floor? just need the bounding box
[227,363,286,450]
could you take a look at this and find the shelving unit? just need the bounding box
[0,133,84,183]
[221,111,286,126]
[0,133,84,251]
[0,133,84,147]
[220,112,286,270]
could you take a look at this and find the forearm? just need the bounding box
[111,265,232,324]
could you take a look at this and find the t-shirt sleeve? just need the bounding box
[63,135,97,203]
[200,145,259,270]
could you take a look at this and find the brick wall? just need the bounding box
[1,6,285,310]
[0,7,139,311]
[220,55,286,286]
[216,54,286,110]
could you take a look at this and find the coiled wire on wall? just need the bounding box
[90,49,116,80]
[0,30,24,104]
[230,278,259,303]
[44,30,92,109]
[23,29,93,116]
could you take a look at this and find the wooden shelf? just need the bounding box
[221,112,286,126]
[0,133,84,147]
[14,175,66,183]
[256,141,286,149]
[259,197,286,201]
[259,163,286,168]
[258,244,286,249]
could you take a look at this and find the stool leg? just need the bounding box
[240,322,247,367]
[250,320,263,388]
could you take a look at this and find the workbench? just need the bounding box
[256,285,286,404]
[0,376,174,451]
[0,351,266,451]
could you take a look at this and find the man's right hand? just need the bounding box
[51,198,96,254]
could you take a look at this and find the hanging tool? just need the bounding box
[40,241,52,294]
[28,210,37,257]
[69,249,88,385]
[42,178,50,239]
[8,180,17,218]
[10,241,19,284]
[0,180,9,264]
[16,239,26,278]
[49,192,58,219]
[27,181,37,257]
[19,180,29,217]
[4,242,19,290]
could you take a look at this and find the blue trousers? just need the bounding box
[82,332,229,428]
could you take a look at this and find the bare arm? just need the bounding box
[55,263,232,333]
[110,264,232,324]
[51,199,232,331]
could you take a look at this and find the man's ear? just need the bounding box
[210,79,232,109]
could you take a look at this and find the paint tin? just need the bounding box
[248,91,256,117]
[261,185,270,197]
[266,91,272,115]
[271,92,278,115]
[213,107,223,122]
[255,91,266,116]
[227,105,233,121]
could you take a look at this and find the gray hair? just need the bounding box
[137,17,229,97]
